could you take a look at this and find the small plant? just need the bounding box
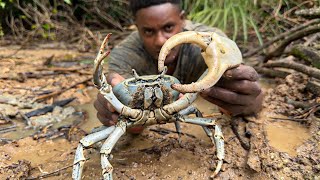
[183,0,263,45]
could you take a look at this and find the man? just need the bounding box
[94,0,263,132]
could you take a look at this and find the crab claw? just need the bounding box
[158,31,242,93]
[93,33,112,89]
[93,33,142,120]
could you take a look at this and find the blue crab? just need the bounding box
[72,31,242,179]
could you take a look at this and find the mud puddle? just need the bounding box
[266,120,311,156]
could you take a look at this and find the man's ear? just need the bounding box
[179,10,186,20]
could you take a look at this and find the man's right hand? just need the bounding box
[93,73,124,126]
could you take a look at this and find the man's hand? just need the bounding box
[93,73,124,126]
[200,64,263,116]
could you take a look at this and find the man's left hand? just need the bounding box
[200,64,263,116]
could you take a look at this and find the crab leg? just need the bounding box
[158,31,242,93]
[100,121,127,180]
[178,105,224,177]
[72,126,116,180]
[212,125,225,178]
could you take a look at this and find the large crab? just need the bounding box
[72,31,242,179]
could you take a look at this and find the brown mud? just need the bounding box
[0,46,319,180]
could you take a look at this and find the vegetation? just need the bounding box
[0,0,319,46]
[183,0,320,44]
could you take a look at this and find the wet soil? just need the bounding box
[0,46,319,180]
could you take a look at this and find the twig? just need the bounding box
[34,77,92,101]
[149,127,196,139]
[26,164,73,180]
[269,116,308,122]
[0,138,13,144]
[264,57,320,80]
[0,127,17,134]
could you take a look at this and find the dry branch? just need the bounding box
[25,97,75,118]
[295,7,320,19]
[290,45,320,69]
[264,57,320,80]
[243,19,320,58]
[265,23,320,60]
[254,67,290,78]
[34,76,92,101]
[306,78,320,96]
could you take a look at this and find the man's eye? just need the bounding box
[164,25,174,32]
[144,29,153,36]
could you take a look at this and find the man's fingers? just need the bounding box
[107,73,125,86]
[215,80,261,95]
[96,92,116,112]
[223,64,259,81]
[97,112,118,126]
[201,86,253,105]
[201,97,246,116]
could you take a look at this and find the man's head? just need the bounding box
[130,0,185,65]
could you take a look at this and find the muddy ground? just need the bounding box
[0,44,319,180]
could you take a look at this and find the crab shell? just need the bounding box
[112,74,181,108]
[158,31,243,93]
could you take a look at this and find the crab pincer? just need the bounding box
[158,31,243,93]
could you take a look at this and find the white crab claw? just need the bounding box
[93,34,142,120]
[158,31,242,93]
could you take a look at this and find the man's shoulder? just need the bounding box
[184,20,227,37]
[117,31,142,48]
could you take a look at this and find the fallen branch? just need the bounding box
[286,97,317,109]
[264,57,320,80]
[25,97,75,118]
[290,45,320,69]
[19,111,33,127]
[243,19,320,58]
[149,127,196,139]
[255,67,290,78]
[306,78,320,96]
[34,76,92,101]
[269,116,308,122]
[26,164,73,180]
[265,23,320,60]
[0,125,17,134]
[295,7,320,19]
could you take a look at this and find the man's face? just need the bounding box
[135,3,184,65]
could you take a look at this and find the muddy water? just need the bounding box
[266,119,311,156]
[257,77,312,156]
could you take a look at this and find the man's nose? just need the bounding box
[154,32,167,48]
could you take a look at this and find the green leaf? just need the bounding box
[0,2,5,9]
[248,17,263,46]
[231,7,239,41]
[42,24,51,31]
[64,0,72,5]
